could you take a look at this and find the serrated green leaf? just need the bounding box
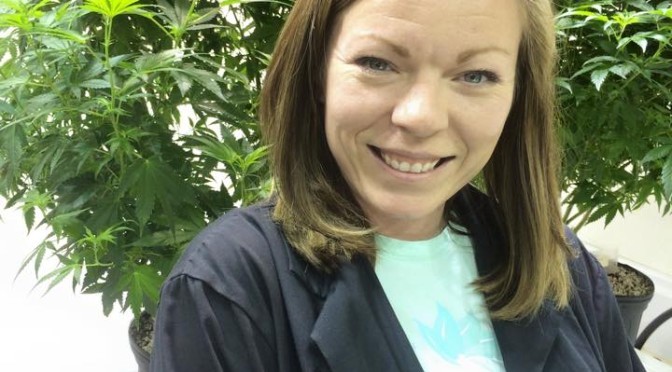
[583,56,620,66]
[119,159,144,193]
[186,23,222,31]
[156,0,178,24]
[617,36,632,50]
[36,36,70,49]
[23,205,35,232]
[26,93,58,109]
[648,33,669,43]
[82,0,148,18]
[192,7,220,25]
[220,0,292,5]
[131,229,196,247]
[634,37,648,53]
[136,266,162,304]
[14,241,45,282]
[109,54,132,68]
[49,145,66,174]
[120,156,195,228]
[124,265,162,319]
[0,123,26,171]
[182,65,224,100]
[135,49,182,74]
[590,69,609,91]
[586,204,613,225]
[80,79,111,89]
[102,290,116,316]
[186,135,238,163]
[72,264,83,292]
[570,63,601,80]
[642,145,672,163]
[34,265,74,296]
[0,75,29,90]
[604,206,620,227]
[135,184,155,227]
[50,209,87,236]
[0,101,15,114]
[34,241,49,277]
[663,155,672,200]
[555,78,573,94]
[608,64,634,79]
[170,71,193,96]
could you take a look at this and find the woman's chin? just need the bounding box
[358,194,446,235]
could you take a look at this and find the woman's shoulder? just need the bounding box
[563,226,622,331]
[563,227,606,296]
[165,201,286,299]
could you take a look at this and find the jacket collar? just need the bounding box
[284,188,559,372]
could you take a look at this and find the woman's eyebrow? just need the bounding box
[352,34,511,63]
[354,33,410,58]
[457,46,511,63]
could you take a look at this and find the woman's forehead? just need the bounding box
[328,0,524,57]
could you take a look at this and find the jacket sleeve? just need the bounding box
[149,274,277,372]
[569,231,646,372]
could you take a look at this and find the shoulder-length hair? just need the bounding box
[260,0,573,320]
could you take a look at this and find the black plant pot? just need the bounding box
[129,317,151,372]
[614,263,655,343]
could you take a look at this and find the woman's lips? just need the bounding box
[368,145,453,174]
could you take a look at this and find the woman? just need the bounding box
[150,0,644,371]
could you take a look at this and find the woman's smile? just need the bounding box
[368,145,452,176]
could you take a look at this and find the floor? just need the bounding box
[1,199,671,371]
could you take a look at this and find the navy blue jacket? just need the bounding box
[150,191,644,371]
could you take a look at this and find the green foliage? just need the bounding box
[0,0,289,319]
[556,0,672,229]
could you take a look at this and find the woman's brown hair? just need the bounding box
[260,0,573,320]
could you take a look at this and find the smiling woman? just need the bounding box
[149,0,646,371]
[323,0,520,240]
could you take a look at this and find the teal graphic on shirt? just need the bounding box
[375,227,505,371]
[415,304,501,367]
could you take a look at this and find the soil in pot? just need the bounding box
[608,264,654,297]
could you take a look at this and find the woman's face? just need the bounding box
[324,0,523,240]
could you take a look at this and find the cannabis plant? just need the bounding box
[0,0,289,319]
[556,0,672,229]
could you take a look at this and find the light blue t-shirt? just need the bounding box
[374,227,505,372]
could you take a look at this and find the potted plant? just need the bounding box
[0,0,288,369]
[555,0,672,342]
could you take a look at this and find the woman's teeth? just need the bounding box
[381,152,440,174]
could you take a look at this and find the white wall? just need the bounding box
[0,203,136,372]
[578,202,672,277]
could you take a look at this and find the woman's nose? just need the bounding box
[390,79,449,137]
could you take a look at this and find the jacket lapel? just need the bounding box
[304,256,423,372]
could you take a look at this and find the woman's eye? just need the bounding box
[462,70,500,84]
[356,57,392,72]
